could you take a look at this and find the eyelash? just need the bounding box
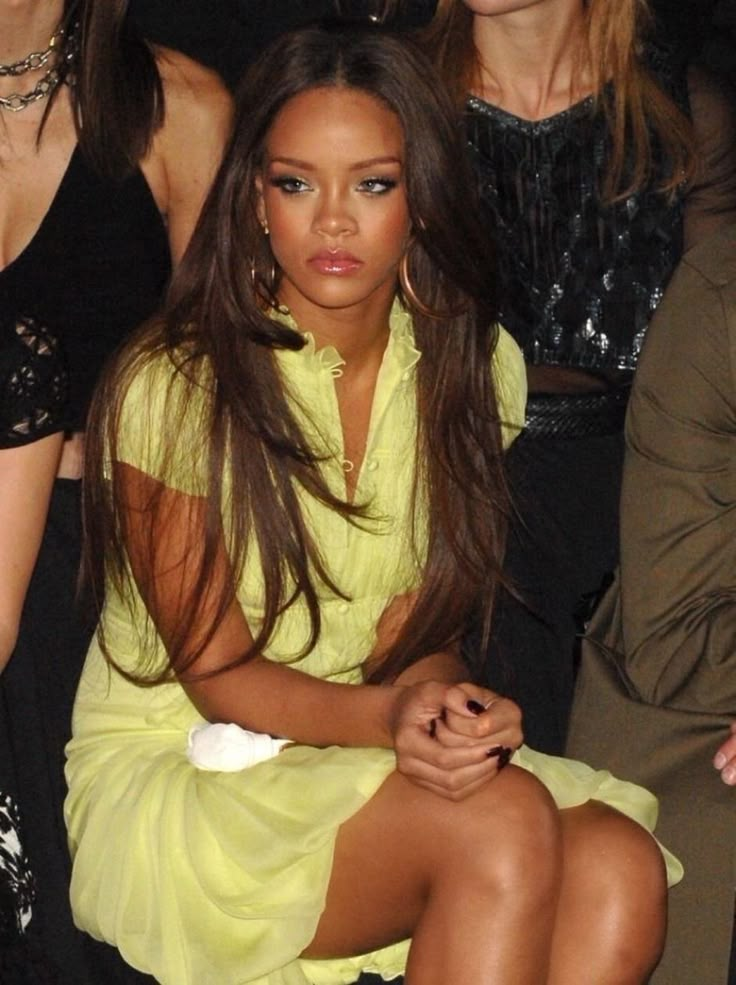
[358,177,398,194]
[269,176,310,194]
[268,175,399,195]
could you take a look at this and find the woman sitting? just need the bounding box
[66,21,680,985]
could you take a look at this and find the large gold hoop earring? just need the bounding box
[249,250,279,310]
[399,250,441,320]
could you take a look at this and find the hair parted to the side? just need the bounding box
[422,0,697,201]
[84,20,509,687]
[42,0,163,177]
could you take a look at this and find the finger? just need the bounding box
[397,752,501,799]
[715,734,736,785]
[443,699,523,745]
[442,683,501,719]
[407,771,500,801]
[714,731,736,771]
[431,717,516,759]
[398,727,497,770]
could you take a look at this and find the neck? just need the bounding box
[0,2,65,65]
[279,285,395,371]
[471,0,589,119]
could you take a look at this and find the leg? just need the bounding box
[548,801,667,985]
[302,764,563,984]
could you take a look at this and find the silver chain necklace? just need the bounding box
[0,22,66,77]
[0,23,76,113]
[0,67,60,113]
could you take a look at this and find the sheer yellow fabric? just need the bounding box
[65,307,679,985]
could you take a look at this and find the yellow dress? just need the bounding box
[65,304,681,985]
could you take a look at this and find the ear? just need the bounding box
[255,174,267,227]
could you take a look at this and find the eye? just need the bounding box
[269,175,311,194]
[358,176,399,195]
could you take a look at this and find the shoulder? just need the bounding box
[633,226,736,414]
[643,41,689,105]
[679,224,736,292]
[154,46,233,138]
[146,47,233,260]
[119,339,213,415]
[685,62,736,149]
[114,339,214,492]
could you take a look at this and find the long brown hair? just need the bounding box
[422,0,697,201]
[44,0,163,177]
[84,21,510,685]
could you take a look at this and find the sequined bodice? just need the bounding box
[466,53,687,372]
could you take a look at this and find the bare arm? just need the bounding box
[117,461,515,796]
[0,433,64,672]
[144,47,233,262]
[119,461,419,747]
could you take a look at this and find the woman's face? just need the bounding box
[257,86,410,324]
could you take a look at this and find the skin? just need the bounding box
[0,434,63,671]
[119,86,667,982]
[714,723,736,785]
[460,0,618,395]
[0,0,231,671]
[257,87,412,498]
[464,0,590,122]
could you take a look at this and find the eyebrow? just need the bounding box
[268,156,403,170]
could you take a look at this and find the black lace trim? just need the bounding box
[0,316,69,447]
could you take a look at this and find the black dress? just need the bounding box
[464,49,736,753]
[0,145,169,984]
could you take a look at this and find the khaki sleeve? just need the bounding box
[617,231,736,713]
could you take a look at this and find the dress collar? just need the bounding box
[270,298,421,380]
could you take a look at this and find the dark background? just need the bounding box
[129,0,736,91]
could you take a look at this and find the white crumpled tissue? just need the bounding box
[187,722,290,772]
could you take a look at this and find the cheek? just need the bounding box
[263,200,303,262]
[375,206,412,261]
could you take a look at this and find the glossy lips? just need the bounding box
[308,248,363,275]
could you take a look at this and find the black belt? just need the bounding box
[524,387,631,438]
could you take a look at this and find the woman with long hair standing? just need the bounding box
[421,0,736,754]
[0,1,230,979]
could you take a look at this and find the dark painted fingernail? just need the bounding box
[429,718,437,738]
[487,745,513,768]
[467,699,485,715]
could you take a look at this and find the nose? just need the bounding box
[312,188,357,239]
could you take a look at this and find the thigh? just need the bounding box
[303,763,560,960]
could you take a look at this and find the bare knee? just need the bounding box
[437,766,563,907]
[561,802,667,978]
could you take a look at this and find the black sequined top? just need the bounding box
[465,51,688,372]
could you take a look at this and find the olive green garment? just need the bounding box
[568,224,736,985]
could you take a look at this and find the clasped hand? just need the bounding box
[389,681,523,801]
